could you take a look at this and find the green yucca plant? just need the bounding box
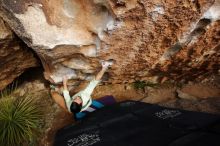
[0,81,18,99]
[0,95,42,146]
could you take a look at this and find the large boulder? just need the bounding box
[0,0,219,84]
[0,17,38,90]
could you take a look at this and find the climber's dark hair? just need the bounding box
[70,101,82,114]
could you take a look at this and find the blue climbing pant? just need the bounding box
[75,95,116,120]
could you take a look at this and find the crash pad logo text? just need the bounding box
[67,132,100,146]
[155,109,182,119]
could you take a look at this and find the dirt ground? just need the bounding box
[11,70,220,146]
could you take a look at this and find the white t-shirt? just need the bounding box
[63,79,100,112]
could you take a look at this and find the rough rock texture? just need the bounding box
[0,0,219,85]
[177,83,220,99]
[0,17,38,90]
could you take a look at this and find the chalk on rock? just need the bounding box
[100,59,115,67]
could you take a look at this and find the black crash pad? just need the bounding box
[54,100,220,146]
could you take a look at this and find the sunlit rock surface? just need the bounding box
[0,18,38,90]
[0,0,219,84]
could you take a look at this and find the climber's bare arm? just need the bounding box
[95,61,112,80]
[63,76,68,91]
[95,67,107,81]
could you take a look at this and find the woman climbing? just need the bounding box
[50,61,116,120]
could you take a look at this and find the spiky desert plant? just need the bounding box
[0,95,42,146]
[0,81,18,99]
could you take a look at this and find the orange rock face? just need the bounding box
[0,18,38,90]
[0,0,219,84]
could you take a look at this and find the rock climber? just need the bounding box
[50,61,116,120]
